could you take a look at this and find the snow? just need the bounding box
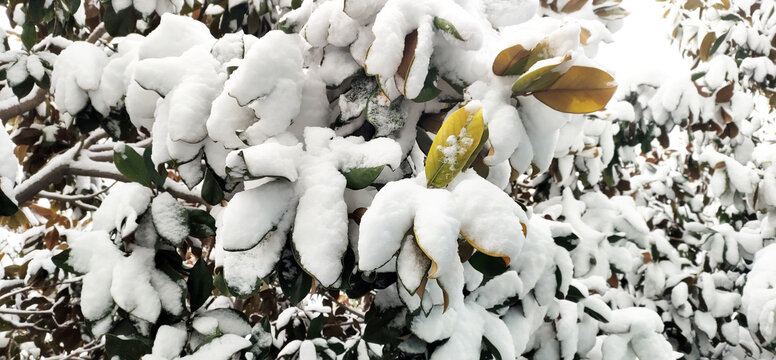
[111,247,162,323]
[51,42,108,115]
[178,334,251,360]
[92,183,153,238]
[151,192,189,246]
[219,180,294,251]
[152,325,187,359]
[67,231,123,320]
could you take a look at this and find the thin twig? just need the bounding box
[321,293,365,319]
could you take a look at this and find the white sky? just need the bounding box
[598,0,690,95]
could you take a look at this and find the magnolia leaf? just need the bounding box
[461,233,511,267]
[343,166,384,190]
[511,55,571,94]
[413,68,441,103]
[397,30,418,82]
[187,258,213,312]
[414,228,440,279]
[561,0,588,13]
[425,107,485,188]
[433,17,464,41]
[531,66,617,114]
[700,32,716,62]
[468,251,508,277]
[115,145,153,188]
[0,186,18,217]
[21,23,36,51]
[492,44,532,76]
[397,234,432,295]
[105,334,151,360]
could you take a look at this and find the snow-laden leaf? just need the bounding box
[222,209,293,297]
[425,106,485,188]
[219,180,295,251]
[151,192,190,246]
[450,171,527,263]
[92,182,153,238]
[359,179,422,271]
[397,234,432,296]
[413,189,460,279]
[366,92,408,137]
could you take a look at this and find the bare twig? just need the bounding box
[321,293,365,319]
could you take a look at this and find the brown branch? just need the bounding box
[0,88,47,124]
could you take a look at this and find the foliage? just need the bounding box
[2,0,775,359]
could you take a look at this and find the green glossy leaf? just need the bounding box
[27,0,46,24]
[51,249,80,275]
[105,334,151,360]
[143,147,167,189]
[432,17,463,41]
[187,259,213,311]
[114,145,153,187]
[188,208,216,238]
[12,76,34,99]
[21,23,36,50]
[202,168,224,205]
[306,315,324,338]
[0,187,18,217]
[468,251,508,277]
[103,2,135,37]
[343,166,384,190]
[412,68,441,103]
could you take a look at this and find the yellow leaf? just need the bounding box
[414,228,440,279]
[492,44,532,76]
[700,32,716,62]
[580,27,591,45]
[562,0,588,13]
[511,55,571,94]
[425,107,485,188]
[531,65,617,114]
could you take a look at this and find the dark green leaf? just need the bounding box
[187,259,213,311]
[202,168,224,205]
[565,284,586,303]
[104,334,151,360]
[188,208,216,238]
[103,2,135,37]
[27,0,46,24]
[709,31,727,57]
[288,270,312,305]
[51,249,80,274]
[114,145,153,187]
[0,188,18,216]
[21,23,36,50]
[554,234,579,251]
[482,337,502,360]
[306,315,324,338]
[12,76,34,99]
[584,307,609,323]
[412,68,441,103]
[468,251,508,277]
[343,166,384,190]
[34,72,50,90]
[143,147,167,189]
